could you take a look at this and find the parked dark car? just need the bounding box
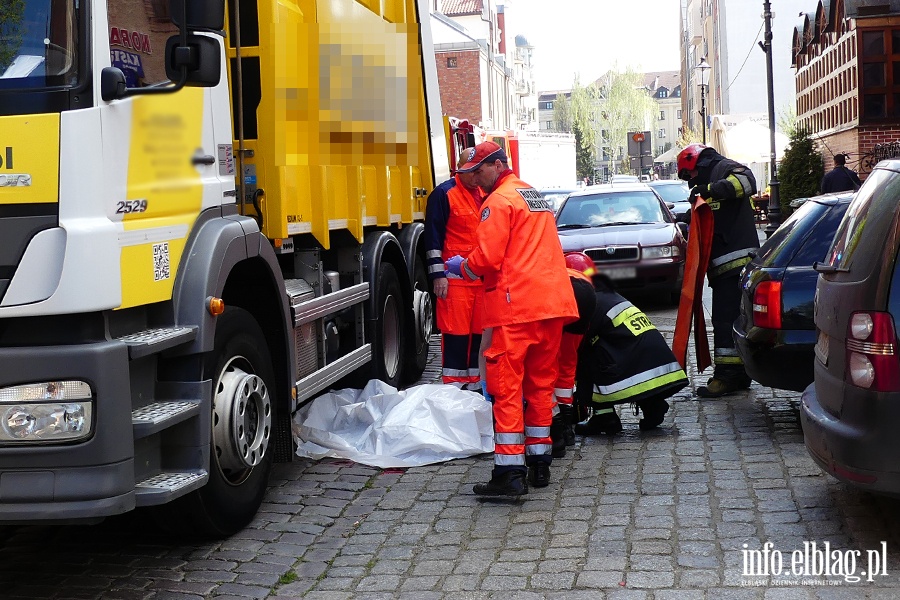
[556,184,687,303]
[801,161,900,494]
[646,179,692,223]
[732,192,853,392]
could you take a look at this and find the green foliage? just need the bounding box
[0,0,26,73]
[573,121,595,181]
[594,67,657,169]
[552,92,571,133]
[777,104,798,138]
[278,570,298,585]
[778,128,824,218]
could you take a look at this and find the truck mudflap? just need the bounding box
[0,340,137,521]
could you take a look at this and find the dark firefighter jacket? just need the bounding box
[697,155,759,280]
[574,286,688,408]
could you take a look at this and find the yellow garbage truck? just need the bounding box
[0,0,449,535]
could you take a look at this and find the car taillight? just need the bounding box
[752,280,782,329]
[846,311,900,391]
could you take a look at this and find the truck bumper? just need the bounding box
[0,340,136,521]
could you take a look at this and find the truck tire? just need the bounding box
[155,307,275,538]
[370,262,406,388]
[404,255,433,382]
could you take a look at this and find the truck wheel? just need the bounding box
[157,307,274,538]
[404,255,433,382]
[370,263,406,388]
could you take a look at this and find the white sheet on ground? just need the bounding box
[292,380,494,468]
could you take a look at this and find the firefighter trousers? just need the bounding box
[710,273,745,379]
[437,284,484,384]
[483,318,564,472]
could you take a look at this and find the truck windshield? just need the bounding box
[0,0,78,89]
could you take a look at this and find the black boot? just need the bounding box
[638,398,670,430]
[574,410,623,436]
[558,404,576,446]
[528,463,551,488]
[696,374,751,398]
[473,469,528,497]
[550,413,567,458]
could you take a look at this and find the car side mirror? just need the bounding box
[666,202,675,210]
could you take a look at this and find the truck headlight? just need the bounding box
[642,245,682,259]
[0,381,93,442]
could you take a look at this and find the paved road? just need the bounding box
[3,290,900,599]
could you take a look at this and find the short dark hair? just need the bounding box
[834,153,847,166]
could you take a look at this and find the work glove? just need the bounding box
[691,183,712,200]
[445,255,465,278]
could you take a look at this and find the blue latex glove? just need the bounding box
[481,379,494,403]
[445,255,465,278]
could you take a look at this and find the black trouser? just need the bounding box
[710,273,746,380]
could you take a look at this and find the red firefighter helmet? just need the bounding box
[565,252,597,277]
[676,143,709,180]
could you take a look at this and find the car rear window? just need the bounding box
[828,168,900,274]
[649,183,690,203]
[755,200,829,268]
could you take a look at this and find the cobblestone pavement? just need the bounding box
[3,294,900,599]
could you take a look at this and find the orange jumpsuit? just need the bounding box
[424,176,485,385]
[461,170,578,471]
[554,269,594,409]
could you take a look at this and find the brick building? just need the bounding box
[794,0,900,175]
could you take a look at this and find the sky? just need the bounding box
[502,0,682,91]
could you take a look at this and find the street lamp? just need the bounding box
[761,0,782,237]
[695,57,711,144]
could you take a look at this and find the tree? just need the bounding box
[676,125,700,149]
[777,104,798,138]
[778,128,824,218]
[0,0,25,73]
[552,93,571,133]
[594,67,657,174]
[567,77,600,181]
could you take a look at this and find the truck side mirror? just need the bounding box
[169,0,225,31]
[100,67,128,101]
[165,35,221,87]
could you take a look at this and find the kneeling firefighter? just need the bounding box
[572,263,689,434]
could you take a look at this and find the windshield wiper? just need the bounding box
[597,221,640,227]
[557,223,590,230]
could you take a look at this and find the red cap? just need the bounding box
[456,141,508,173]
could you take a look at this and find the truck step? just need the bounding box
[117,326,198,359]
[134,470,208,507]
[132,400,201,439]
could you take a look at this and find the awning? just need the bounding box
[654,146,680,163]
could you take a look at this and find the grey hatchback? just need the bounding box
[802,161,900,494]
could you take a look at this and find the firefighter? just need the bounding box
[550,252,598,457]
[573,272,689,435]
[424,148,485,390]
[446,141,578,496]
[677,143,758,397]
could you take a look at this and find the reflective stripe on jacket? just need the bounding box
[424,175,483,285]
[575,288,688,408]
[704,158,759,281]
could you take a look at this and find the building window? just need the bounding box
[658,129,666,138]
[447,57,458,68]
[659,110,665,120]
[541,101,554,110]
[546,121,554,130]
[859,27,900,121]
[659,89,668,98]
[677,109,682,119]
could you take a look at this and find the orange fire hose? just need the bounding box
[672,195,714,373]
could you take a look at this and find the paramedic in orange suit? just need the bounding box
[445,141,579,497]
[424,148,485,390]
